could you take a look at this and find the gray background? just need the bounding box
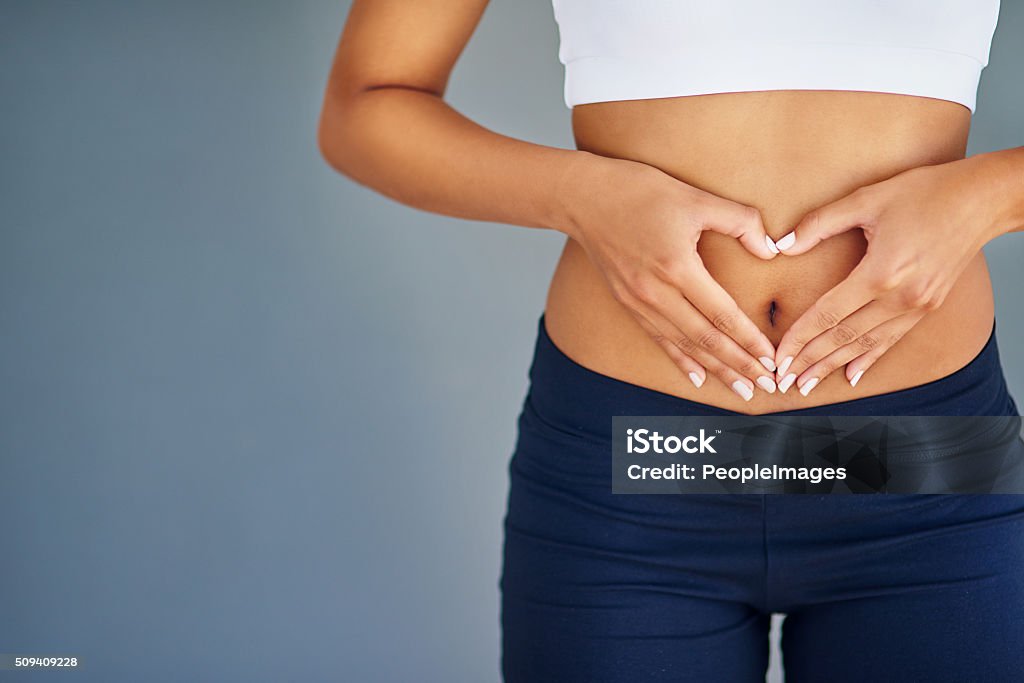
[1,1,1021,681]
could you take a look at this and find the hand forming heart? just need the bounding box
[767,154,1013,396]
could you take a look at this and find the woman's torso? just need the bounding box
[544,90,995,414]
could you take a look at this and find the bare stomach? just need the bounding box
[544,90,995,414]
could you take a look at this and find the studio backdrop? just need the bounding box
[2,2,1023,681]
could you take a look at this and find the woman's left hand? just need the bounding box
[770,156,1004,396]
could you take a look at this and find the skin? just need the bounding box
[319,0,1024,415]
[769,148,1024,396]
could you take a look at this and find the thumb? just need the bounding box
[774,190,870,256]
[702,199,778,260]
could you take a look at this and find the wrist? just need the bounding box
[548,150,603,240]
[958,148,1024,243]
[549,150,645,241]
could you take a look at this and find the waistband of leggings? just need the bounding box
[526,314,1016,438]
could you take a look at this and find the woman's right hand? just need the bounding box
[557,152,780,399]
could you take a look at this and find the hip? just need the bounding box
[505,309,1021,559]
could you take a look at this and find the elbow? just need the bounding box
[317,80,367,178]
[316,109,331,165]
[317,102,352,176]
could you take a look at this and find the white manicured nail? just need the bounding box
[778,373,797,393]
[732,380,754,401]
[759,356,776,372]
[777,356,793,376]
[849,370,864,387]
[756,376,777,394]
[775,231,796,251]
[799,377,820,397]
[765,235,779,254]
[689,371,705,389]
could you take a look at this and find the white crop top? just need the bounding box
[551,0,1001,113]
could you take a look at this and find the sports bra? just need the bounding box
[551,0,1001,113]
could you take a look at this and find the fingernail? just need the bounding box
[849,370,864,387]
[759,356,776,372]
[732,380,754,401]
[775,231,796,251]
[778,373,797,393]
[799,377,820,397]
[689,371,705,389]
[765,235,779,254]
[756,376,776,394]
[778,356,793,376]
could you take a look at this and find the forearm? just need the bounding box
[318,85,592,234]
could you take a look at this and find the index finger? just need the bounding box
[674,258,778,372]
[774,263,877,374]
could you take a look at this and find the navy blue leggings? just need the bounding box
[500,316,1024,682]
